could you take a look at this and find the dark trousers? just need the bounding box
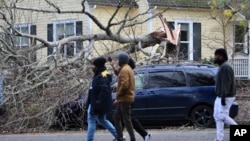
[113,102,136,141]
[131,117,147,138]
[121,115,148,139]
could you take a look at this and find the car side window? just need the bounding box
[135,72,145,89]
[148,71,186,88]
[186,70,215,86]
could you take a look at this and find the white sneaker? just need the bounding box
[144,133,151,141]
[113,136,126,141]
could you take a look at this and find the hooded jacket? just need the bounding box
[86,69,113,115]
[116,64,135,102]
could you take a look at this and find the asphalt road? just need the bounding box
[0,128,229,141]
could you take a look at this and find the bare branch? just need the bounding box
[3,6,83,14]
[44,0,61,13]
[83,11,107,32]
[116,4,133,34]
[106,3,122,35]
[123,9,168,28]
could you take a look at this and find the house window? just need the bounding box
[175,21,194,61]
[14,24,36,61]
[233,23,247,54]
[53,20,76,57]
[15,24,31,48]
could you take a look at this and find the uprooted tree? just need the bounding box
[0,0,180,132]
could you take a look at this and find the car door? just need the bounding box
[185,69,217,105]
[132,71,148,119]
[145,69,194,120]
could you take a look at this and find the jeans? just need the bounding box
[113,102,136,141]
[86,105,118,141]
[213,97,237,141]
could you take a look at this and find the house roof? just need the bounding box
[147,0,211,9]
[87,0,138,8]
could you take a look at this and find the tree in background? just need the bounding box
[0,0,180,132]
[209,0,249,53]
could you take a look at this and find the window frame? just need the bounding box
[147,70,187,89]
[185,69,216,87]
[14,23,31,48]
[53,19,77,57]
[233,22,248,54]
[174,20,194,61]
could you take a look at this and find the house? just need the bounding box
[227,0,250,79]
[0,0,249,78]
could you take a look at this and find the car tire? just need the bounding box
[190,105,214,128]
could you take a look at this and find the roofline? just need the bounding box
[150,5,212,11]
[87,1,138,8]
[136,63,216,69]
[227,5,247,20]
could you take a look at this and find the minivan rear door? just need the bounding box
[185,69,217,106]
[145,69,193,120]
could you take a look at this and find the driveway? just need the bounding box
[0,128,229,141]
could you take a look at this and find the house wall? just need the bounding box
[7,0,241,62]
[151,8,230,60]
[14,0,89,64]
[89,0,149,58]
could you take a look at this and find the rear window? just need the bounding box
[186,69,215,86]
[148,71,186,88]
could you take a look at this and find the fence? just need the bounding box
[230,56,250,79]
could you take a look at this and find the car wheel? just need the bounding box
[190,105,214,127]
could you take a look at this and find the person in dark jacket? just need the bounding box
[86,57,118,141]
[213,48,237,141]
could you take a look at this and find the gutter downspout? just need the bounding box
[146,1,157,56]
[248,21,250,79]
[86,4,97,59]
[87,5,97,35]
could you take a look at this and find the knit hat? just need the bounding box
[93,57,106,69]
[214,48,228,61]
[118,52,129,66]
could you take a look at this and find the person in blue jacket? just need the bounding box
[86,57,118,141]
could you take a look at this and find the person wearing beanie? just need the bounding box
[113,52,136,141]
[109,57,151,141]
[213,48,237,141]
[86,57,118,141]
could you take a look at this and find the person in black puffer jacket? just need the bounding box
[85,57,118,141]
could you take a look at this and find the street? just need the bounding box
[0,128,229,141]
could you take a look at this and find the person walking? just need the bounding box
[109,57,151,141]
[113,52,136,141]
[86,57,118,141]
[213,48,237,141]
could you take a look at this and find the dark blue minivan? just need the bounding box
[111,64,238,127]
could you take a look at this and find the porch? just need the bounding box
[230,56,250,79]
